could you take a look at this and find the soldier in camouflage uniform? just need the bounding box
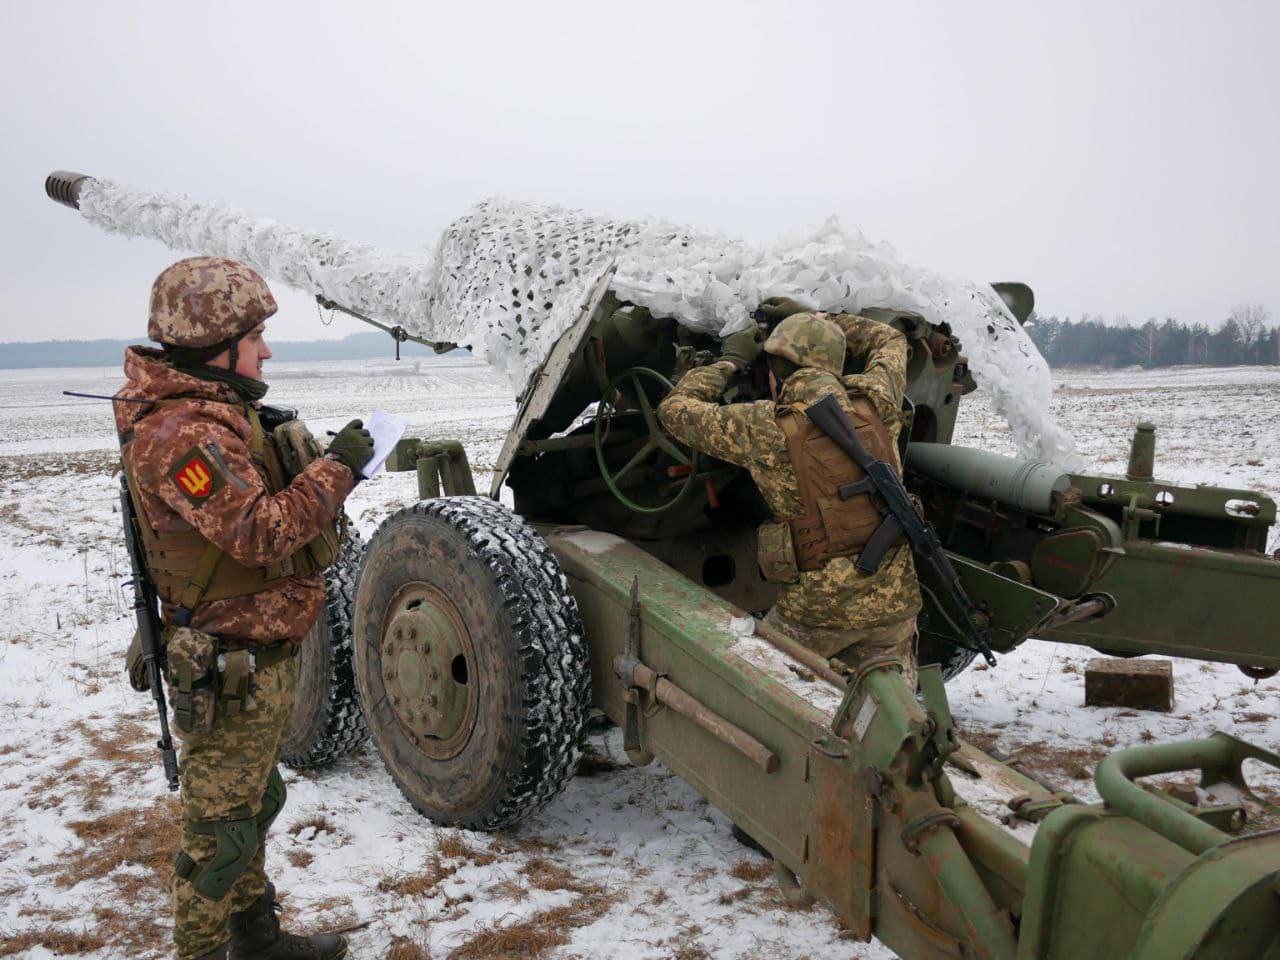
[657,298,922,688]
[115,257,372,960]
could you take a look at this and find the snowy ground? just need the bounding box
[0,359,1276,959]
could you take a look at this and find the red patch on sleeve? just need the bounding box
[172,452,215,499]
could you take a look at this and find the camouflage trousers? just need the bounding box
[171,654,298,959]
[762,608,919,691]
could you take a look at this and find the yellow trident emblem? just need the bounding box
[176,457,212,497]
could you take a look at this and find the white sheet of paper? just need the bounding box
[361,409,407,478]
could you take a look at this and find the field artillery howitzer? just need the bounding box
[363,285,1280,958]
[46,170,1280,958]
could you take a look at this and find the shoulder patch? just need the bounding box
[169,447,224,506]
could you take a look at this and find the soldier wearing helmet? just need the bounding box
[657,297,922,688]
[115,257,369,960]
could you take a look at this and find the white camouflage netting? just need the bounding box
[78,179,1078,465]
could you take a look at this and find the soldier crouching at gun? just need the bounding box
[657,297,923,689]
[115,257,371,960]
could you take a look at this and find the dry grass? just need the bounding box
[671,942,712,960]
[487,877,532,902]
[490,833,560,856]
[289,812,338,837]
[437,831,497,865]
[520,858,593,894]
[287,848,316,869]
[60,795,183,898]
[9,794,183,956]
[0,451,119,484]
[0,927,108,957]
[446,888,619,959]
[388,934,434,960]
[445,852,618,958]
[292,898,359,938]
[730,858,773,883]
[1235,711,1271,724]
[378,855,458,897]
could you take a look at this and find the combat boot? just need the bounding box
[228,883,347,960]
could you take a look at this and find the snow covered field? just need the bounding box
[0,359,1276,959]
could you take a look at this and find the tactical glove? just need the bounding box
[755,296,813,324]
[720,327,766,372]
[327,419,374,482]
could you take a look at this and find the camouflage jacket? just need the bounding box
[115,347,354,645]
[657,314,922,631]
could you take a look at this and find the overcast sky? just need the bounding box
[2,1,1277,344]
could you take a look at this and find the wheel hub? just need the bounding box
[381,582,477,759]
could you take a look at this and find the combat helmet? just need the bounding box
[149,256,276,350]
[763,312,846,376]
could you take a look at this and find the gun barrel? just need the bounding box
[45,170,94,210]
[906,442,1069,515]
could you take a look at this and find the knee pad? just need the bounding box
[175,815,259,901]
[257,767,286,834]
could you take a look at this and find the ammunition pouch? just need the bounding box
[165,626,220,735]
[757,520,800,584]
[125,629,150,693]
[218,649,254,719]
[176,814,259,901]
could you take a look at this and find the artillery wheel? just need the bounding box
[353,496,590,830]
[282,525,371,768]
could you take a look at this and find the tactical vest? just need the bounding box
[775,394,899,572]
[120,402,342,623]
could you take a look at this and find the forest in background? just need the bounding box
[1026,302,1279,368]
[5,305,1279,371]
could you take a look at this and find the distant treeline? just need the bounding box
[0,331,459,369]
[1027,304,1280,368]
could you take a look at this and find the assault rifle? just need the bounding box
[804,392,998,668]
[119,472,181,791]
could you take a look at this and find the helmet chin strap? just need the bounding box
[227,340,239,372]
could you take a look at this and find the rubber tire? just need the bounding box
[354,496,590,831]
[281,526,371,768]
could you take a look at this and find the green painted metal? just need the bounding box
[380,583,476,759]
[918,553,1061,654]
[386,437,477,499]
[905,443,1069,514]
[592,366,698,514]
[544,522,1280,958]
[1094,733,1280,855]
[1125,422,1156,481]
[1042,537,1280,668]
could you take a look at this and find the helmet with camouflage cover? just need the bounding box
[763,312,846,376]
[148,256,277,349]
